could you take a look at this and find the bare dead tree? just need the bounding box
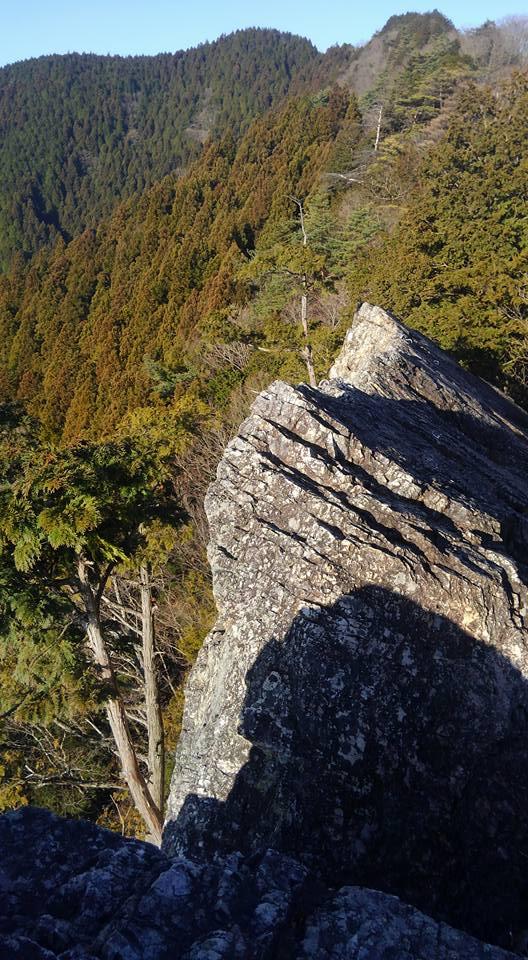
[326,172,364,185]
[78,555,163,845]
[139,564,164,815]
[288,196,317,388]
[374,105,383,152]
[99,565,185,835]
[1,714,122,812]
[204,341,254,372]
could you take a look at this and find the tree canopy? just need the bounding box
[0,29,325,269]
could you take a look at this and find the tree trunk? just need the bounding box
[374,105,383,152]
[78,557,163,846]
[301,288,317,388]
[289,196,318,388]
[140,564,165,819]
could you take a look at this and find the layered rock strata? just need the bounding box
[165,304,528,949]
[2,303,528,958]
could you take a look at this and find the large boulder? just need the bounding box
[165,304,528,949]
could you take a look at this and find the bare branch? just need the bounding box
[326,173,364,184]
[374,105,383,152]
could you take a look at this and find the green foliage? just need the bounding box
[357,11,473,127]
[1,17,527,831]
[0,400,185,697]
[0,86,354,438]
[239,173,380,382]
[0,30,322,269]
[144,357,197,399]
[347,73,528,400]
[2,439,173,572]
[381,35,474,132]
[0,403,192,824]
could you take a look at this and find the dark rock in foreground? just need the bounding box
[0,807,518,959]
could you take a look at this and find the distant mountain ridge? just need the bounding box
[2,11,525,271]
[337,9,459,96]
[0,28,326,269]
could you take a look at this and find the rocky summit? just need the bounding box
[2,303,528,959]
[165,304,528,949]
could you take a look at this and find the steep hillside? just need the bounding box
[346,72,528,399]
[0,13,527,835]
[0,29,325,268]
[4,307,528,956]
[1,65,527,443]
[0,86,360,438]
[2,11,522,271]
[340,10,464,105]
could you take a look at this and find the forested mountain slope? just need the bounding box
[2,11,524,271]
[0,86,360,828]
[0,86,360,438]
[0,29,325,268]
[346,73,528,397]
[1,62,527,441]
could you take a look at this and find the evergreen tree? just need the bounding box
[346,74,528,400]
[0,31,324,269]
[0,406,187,841]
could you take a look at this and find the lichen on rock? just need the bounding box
[165,303,528,949]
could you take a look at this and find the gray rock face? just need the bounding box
[0,807,519,959]
[165,304,528,949]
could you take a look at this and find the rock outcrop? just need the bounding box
[2,303,528,959]
[165,304,528,949]
[0,807,519,959]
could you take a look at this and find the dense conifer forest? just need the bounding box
[0,10,527,837]
[0,29,327,269]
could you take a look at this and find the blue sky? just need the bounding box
[2,0,526,66]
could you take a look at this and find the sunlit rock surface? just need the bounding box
[165,304,528,949]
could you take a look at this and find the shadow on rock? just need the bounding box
[165,586,528,951]
[295,385,528,584]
